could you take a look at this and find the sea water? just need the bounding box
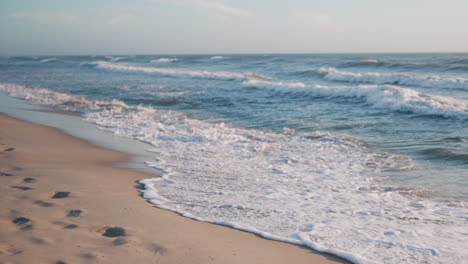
[0,54,467,263]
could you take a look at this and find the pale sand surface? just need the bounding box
[0,113,347,264]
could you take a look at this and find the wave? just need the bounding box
[449,58,468,64]
[0,83,127,111]
[1,82,467,264]
[420,148,468,164]
[448,65,468,71]
[82,61,276,82]
[83,61,245,80]
[341,60,442,70]
[319,67,468,90]
[243,79,468,119]
[345,59,391,66]
[40,57,59,63]
[108,56,129,62]
[210,56,227,60]
[150,58,178,63]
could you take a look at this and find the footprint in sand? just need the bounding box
[13,217,30,225]
[3,147,15,152]
[51,192,70,199]
[12,217,33,231]
[64,224,79,229]
[0,243,23,256]
[81,252,96,260]
[67,209,82,217]
[34,200,54,207]
[23,177,37,183]
[11,185,33,191]
[30,237,47,245]
[101,226,127,237]
[52,221,79,230]
[112,237,128,246]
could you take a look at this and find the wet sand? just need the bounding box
[0,113,347,264]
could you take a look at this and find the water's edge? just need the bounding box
[0,93,353,264]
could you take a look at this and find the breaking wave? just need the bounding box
[150,58,178,63]
[82,61,275,82]
[319,67,468,90]
[1,82,468,264]
[83,61,245,80]
[210,56,227,60]
[243,79,468,119]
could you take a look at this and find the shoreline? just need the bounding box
[0,113,347,263]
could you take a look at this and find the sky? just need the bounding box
[1,0,467,55]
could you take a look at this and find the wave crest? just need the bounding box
[150,58,178,63]
[84,61,245,80]
[243,79,468,119]
[319,67,468,90]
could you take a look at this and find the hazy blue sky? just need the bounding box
[1,0,467,55]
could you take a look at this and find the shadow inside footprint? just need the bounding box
[11,186,33,191]
[102,227,126,237]
[30,237,46,244]
[4,148,15,152]
[13,217,30,225]
[23,177,37,183]
[64,224,79,229]
[20,225,33,231]
[81,253,95,260]
[150,243,168,255]
[0,172,13,176]
[67,210,82,217]
[34,200,54,207]
[112,238,127,246]
[51,192,70,199]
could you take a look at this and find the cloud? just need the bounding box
[157,0,253,17]
[12,12,79,23]
[293,11,343,33]
[107,14,135,25]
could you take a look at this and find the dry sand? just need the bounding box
[0,113,347,264]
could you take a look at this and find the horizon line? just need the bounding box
[3,51,468,57]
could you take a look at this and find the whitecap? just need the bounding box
[319,67,468,90]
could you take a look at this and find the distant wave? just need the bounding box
[243,79,468,119]
[150,58,178,63]
[83,61,244,80]
[341,60,445,70]
[420,147,468,164]
[449,58,468,64]
[40,57,59,63]
[345,59,391,66]
[210,56,227,60]
[108,56,129,62]
[319,67,468,90]
[82,61,274,82]
[448,65,468,71]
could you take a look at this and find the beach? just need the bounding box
[1,53,466,264]
[0,113,346,264]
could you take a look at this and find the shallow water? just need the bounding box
[1,54,467,263]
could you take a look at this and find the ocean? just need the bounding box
[0,53,467,264]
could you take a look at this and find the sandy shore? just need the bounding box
[0,113,347,264]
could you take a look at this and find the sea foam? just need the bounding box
[1,82,467,264]
[210,56,227,60]
[243,79,468,119]
[150,58,178,63]
[84,61,245,80]
[83,61,274,82]
[319,67,468,90]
